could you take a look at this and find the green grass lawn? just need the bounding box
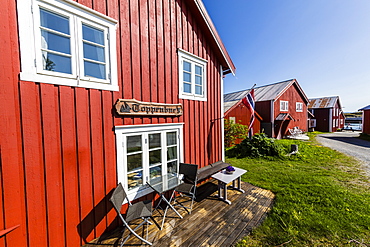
[229,133,370,246]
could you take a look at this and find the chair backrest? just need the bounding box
[179,163,198,184]
[110,183,130,213]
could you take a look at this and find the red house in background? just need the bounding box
[224,90,262,144]
[359,105,370,134]
[0,0,235,246]
[224,79,308,139]
[308,96,345,132]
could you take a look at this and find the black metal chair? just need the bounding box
[172,163,198,214]
[109,183,157,246]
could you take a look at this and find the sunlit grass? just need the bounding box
[230,132,370,246]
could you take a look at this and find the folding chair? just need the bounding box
[110,183,157,246]
[172,163,198,214]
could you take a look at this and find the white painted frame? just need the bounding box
[17,0,118,91]
[280,100,289,112]
[296,102,303,112]
[115,123,184,201]
[178,49,208,101]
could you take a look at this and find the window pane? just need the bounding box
[183,72,191,82]
[195,75,202,85]
[149,150,161,166]
[41,30,70,54]
[150,166,162,181]
[167,146,177,161]
[195,65,202,75]
[43,53,71,74]
[83,43,105,62]
[128,171,142,190]
[82,24,104,45]
[84,61,106,79]
[183,83,191,93]
[195,85,202,95]
[166,132,177,146]
[149,133,161,149]
[183,61,191,72]
[127,153,142,172]
[40,9,70,35]
[127,135,142,153]
[167,161,177,174]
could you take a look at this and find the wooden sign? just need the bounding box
[115,99,183,116]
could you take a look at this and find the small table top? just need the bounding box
[147,173,183,194]
[211,167,247,184]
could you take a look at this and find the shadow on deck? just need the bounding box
[83,180,275,247]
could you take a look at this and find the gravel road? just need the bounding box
[316,131,370,177]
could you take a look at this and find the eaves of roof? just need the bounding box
[191,0,236,75]
[359,105,370,111]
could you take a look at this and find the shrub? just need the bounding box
[227,133,284,158]
[224,119,249,147]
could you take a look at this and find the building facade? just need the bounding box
[0,0,235,246]
[308,96,345,132]
[359,105,370,134]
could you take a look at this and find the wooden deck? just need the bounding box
[83,180,275,247]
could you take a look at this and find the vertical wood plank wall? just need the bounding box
[274,84,308,136]
[0,0,224,246]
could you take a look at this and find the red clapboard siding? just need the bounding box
[75,88,95,243]
[363,110,370,134]
[40,84,65,246]
[19,82,48,247]
[0,0,27,245]
[59,86,81,247]
[1,0,230,246]
[89,89,107,237]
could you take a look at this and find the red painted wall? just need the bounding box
[0,0,226,246]
[225,101,261,144]
[363,110,370,134]
[273,84,308,138]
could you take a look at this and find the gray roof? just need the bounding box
[223,79,307,103]
[224,89,251,102]
[224,100,239,113]
[254,79,294,101]
[359,105,370,111]
[308,96,339,109]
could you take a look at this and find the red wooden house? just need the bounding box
[223,79,308,139]
[0,0,235,246]
[224,90,262,144]
[308,96,345,132]
[359,105,370,134]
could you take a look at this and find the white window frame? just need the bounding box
[280,100,289,111]
[115,123,184,201]
[178,49,207,101]
[296,102,303,112]
[17,0,118,91]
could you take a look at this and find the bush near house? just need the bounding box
[224,119,249,147]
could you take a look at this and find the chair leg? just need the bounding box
[120,219,153,246]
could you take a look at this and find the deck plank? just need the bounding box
[82,181,275,246]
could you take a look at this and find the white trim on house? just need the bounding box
[115,123,184,201]
[17,0,118,91]
[280,100,289,112]
[178,49,208,101]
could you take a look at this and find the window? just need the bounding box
[229,117,236,123]
[280,101,289,111]
[296,102,303,112]
[17,0,118,91]
[115,123,183,200]
[178,49,207,101]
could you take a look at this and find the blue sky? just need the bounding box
[202,0,370,112]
